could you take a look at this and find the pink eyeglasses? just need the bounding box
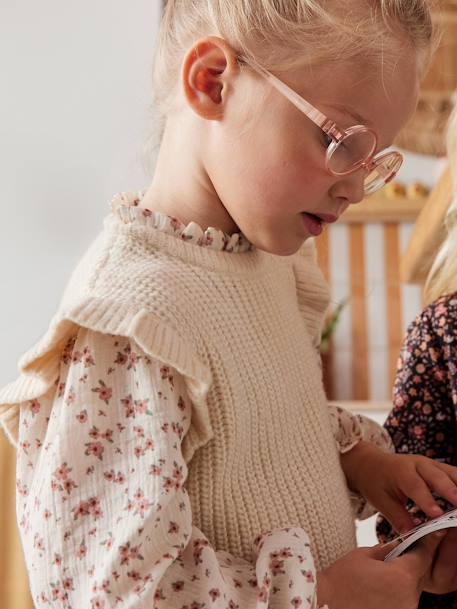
[248,63,403,196]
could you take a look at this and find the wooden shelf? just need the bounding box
[342,192,427,223]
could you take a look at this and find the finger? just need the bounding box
[436,462,457,487]
[418,461,457,508]
[434,462,457,503]
[378,495,418,535]
[402,473,444,519]
[399,531,446,579]
[430,530,457,587]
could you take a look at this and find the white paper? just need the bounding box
[384,508,457,561]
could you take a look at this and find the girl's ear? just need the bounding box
[182,37,240,120]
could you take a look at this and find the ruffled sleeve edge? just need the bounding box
[293,239,331,348]
[0,297,213,461]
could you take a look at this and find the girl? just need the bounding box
[377,107,457,609]
[2,2,457,608]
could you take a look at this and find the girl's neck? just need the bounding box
[139,119,239,235]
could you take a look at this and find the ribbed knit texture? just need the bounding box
[0,206,356,570]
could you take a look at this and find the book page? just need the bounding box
[384,508,457,562]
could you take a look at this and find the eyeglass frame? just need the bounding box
[243,61,403,184]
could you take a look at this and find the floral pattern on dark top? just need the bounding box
[376,293,457,609]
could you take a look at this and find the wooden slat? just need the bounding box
[342,193,426,223]
[384,224,404,388]
[400,166,454,284]
[349,225,369,399]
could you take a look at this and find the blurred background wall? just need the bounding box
[0,1,161,388]
[0,2,162,607]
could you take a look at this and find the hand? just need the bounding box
[317,532,444,609]
[340,441,457,533]
[422,528,457,594]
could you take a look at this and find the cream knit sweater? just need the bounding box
[0,202,360,572]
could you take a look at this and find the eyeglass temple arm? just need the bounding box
[248,63,342,139]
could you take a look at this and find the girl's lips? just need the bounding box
[301,212,324,236]
[316,213,338,224]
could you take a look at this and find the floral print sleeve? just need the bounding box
[328,405,393,520]
[17,328,328,609]
[329,405,393,455]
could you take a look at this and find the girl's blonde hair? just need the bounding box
[153,0,437,119]
[424,103,457,305]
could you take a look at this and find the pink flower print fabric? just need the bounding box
[328,404,394,519]
[15,328,329,609]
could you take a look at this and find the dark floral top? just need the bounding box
[377,293,457,609]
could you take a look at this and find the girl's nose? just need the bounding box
[333,168,367,205]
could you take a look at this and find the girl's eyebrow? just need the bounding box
[328,103,371,127]
[325,103,394,153]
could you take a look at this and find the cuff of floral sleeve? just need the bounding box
[330,404,394,456]
[330,405,395,520]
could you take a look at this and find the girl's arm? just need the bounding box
[18,328,324,609]
[328,404,393,519]
[329,300,457,532]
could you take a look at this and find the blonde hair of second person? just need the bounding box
[425,105,457,305]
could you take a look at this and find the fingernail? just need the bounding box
[413,518,423,526]
[431,506,444,516]
[434,530,446,538]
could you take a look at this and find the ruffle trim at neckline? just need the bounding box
[110,191,253,253]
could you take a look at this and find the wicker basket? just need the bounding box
[395,1,457,157]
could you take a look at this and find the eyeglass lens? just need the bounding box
[363,154,403,195]
[327,130,377,174]
[327,131,402,195]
